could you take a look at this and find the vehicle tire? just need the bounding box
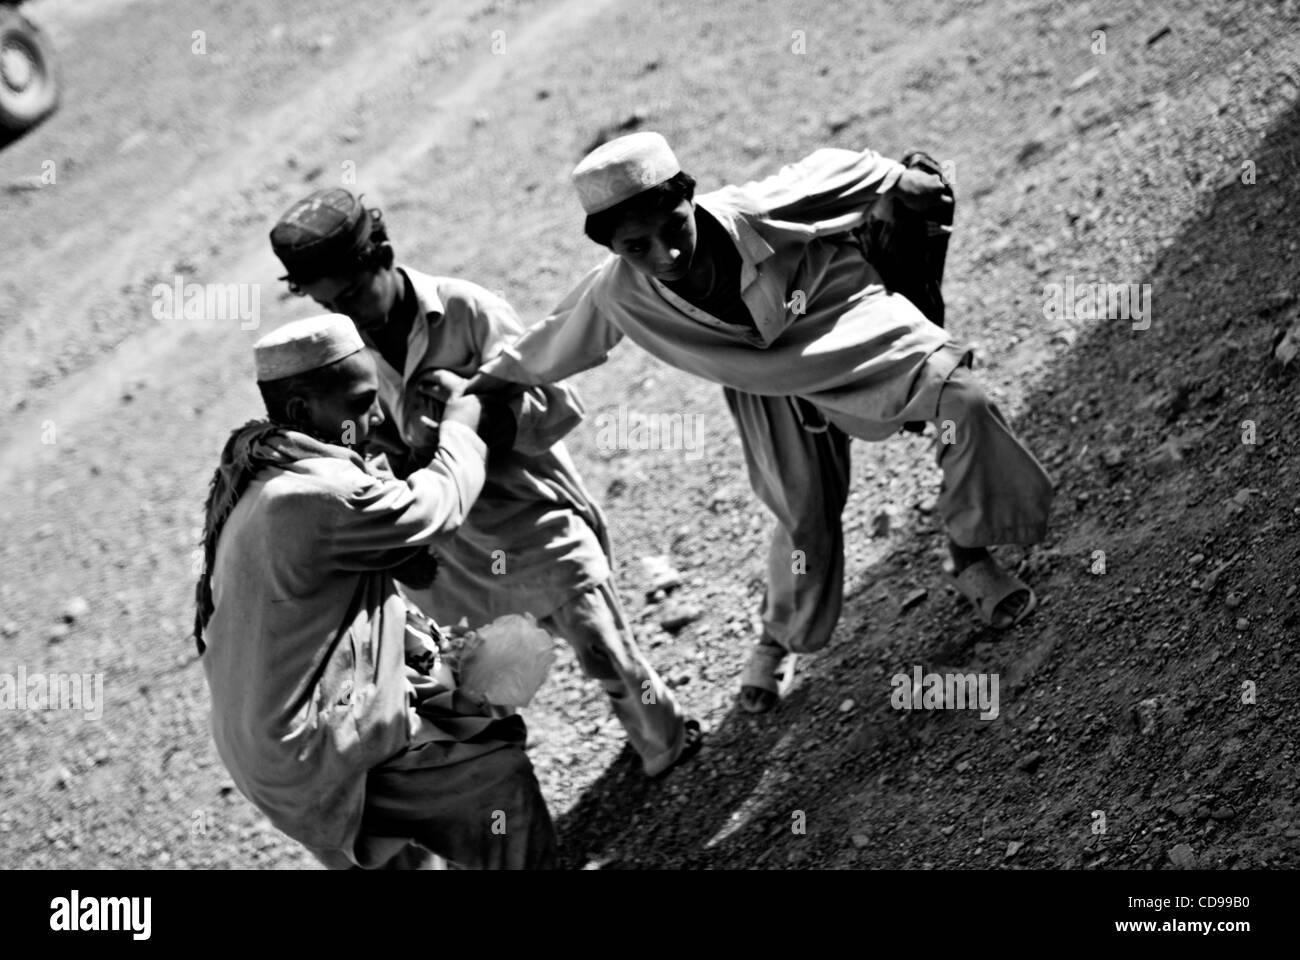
[0,7,59,135]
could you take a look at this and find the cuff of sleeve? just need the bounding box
[877,158,908,194]
[437,419,488,460]
[479,347,543,386]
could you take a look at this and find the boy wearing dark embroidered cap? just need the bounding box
[268,189,701,779]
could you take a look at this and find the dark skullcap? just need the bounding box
[269,188,374,284]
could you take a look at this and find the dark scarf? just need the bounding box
[192,421,361,655]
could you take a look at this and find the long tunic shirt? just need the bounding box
[479,147,970,441]
[367,268,610,626]
[201,422,499,869]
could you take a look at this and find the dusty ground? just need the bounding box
[1,0,1298,869]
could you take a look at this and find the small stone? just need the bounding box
[1146,25,1172,46]
[850,833,871,849]
[1016,751,1043,773]
[1260,288,1295,315]
[48,623,70,644]
[1224,488,1257,517]
[839,698,855,713]
[1146,438,1185,472]
[955,760,971,773]
[1287,585,1298,599]
[0,621,17,639]
[826,112,855,135]
[1067,66,1100,92]
[1016,140,1047,165]
[940,825,956,836]
[1168,843,1197,869]
[659,603,702,633]
[1005,840,1025,858]
[1131,698,1160,735]
[640,555,682,598]
[1200,558,1234,594]
[62,596,89,623]
[901,588,928,612]
[1224,592,1242,609]
[1275,318,1300,367]
[1235,617,1249,632]
[870,509,892,538]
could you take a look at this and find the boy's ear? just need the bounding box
[284,394,312,430]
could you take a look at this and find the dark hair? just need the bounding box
[286,205,393,296]
[257,354,357,425]
[583,171,696,247]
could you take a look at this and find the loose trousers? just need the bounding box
[359,740,557,870]
[539,580,687,777]
[723,361,1053,654]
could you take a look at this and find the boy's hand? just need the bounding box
[438,396,482,433]
[411,369,469,405]
[894,167,953,213]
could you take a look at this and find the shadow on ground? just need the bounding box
[552,99,1300,869]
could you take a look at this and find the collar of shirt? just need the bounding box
[694,193,775,292]
[644,194,788,346]
[365,266,446,445]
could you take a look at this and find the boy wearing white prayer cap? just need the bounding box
[471,132,1055,714]
[195,314,556,869]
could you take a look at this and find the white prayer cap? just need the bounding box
[572,131,681,215]
[254,313,365,382]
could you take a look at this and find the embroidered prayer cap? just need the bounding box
[270,188,374,284]
[254,313,365,382]
[572,131,681,215]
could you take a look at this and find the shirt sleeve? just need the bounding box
[328,421,487,571]
[477,261,625,386]
[455,283,587,451]
[737,147,907,236]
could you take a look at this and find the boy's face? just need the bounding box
[608,199,698,282]
[297,264,401,333]
[290,350,385,448]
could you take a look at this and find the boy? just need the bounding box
[195,313,554,869]
[470,132,1054,713]
[268,189,701,776]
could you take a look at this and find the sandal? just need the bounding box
[951,557,1037,629]
[739,639,798,714]
[651,718,704,779]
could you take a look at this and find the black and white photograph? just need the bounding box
[0,0,1294,934]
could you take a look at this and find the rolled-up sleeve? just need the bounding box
[478,262,625,386]
[329,421,487,570]
[457,283,586,452]
[741,147,907,236]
